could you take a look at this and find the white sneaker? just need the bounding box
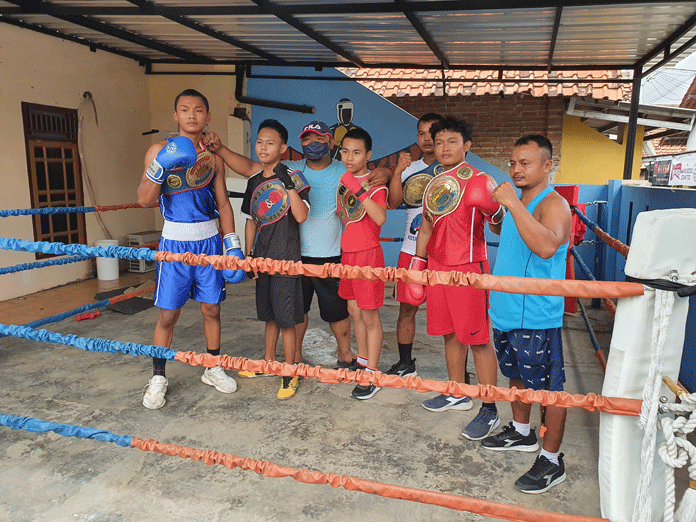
[143,375,168,409]
[201,366,238,393]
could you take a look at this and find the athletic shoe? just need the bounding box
[347,360,365,372]
[461,407,500,440]
[385,358,417,378]
[335,358,357,369]
[143,375,168,410]
[201,366,238,393]
[421,394,473,412]
[277,376,299,400]
[481,422,539,452]
[514,454,566,494]
[238,369,268,378]
[351,384,380,400]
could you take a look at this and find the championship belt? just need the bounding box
[161,149,216,195]
[336,178,369,226]
[402,161,443,208]
[423,163,474,225]
[250,178,291,229]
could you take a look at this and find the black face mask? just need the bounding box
[302,141,330,161]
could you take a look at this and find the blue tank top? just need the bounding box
[158,149,218,223]
[489,186,568,331]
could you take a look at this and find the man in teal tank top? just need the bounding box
[483,135,572,494]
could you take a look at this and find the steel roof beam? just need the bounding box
[2,0,213,63]
[147,58,633,71]
[0,15,149,64]
[395,0,449,68]
[636,9,696,68]
[547,6,563,71]
[641,32,696,77]
[249,0,365,68]
[123,0,286,64]
[0,1,683,17]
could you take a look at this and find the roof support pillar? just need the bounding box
[622,68,642,180]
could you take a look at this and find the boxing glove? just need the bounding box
[274,163,296,190]
[222,233,246,284]
[467,174,506,225]
[146,136,198,184]
[403,255,427,306]
[340,171,368,202]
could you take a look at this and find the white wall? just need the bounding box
[0,24,154,300]
[0,25,252,301]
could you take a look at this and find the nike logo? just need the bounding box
[470,329,481,336]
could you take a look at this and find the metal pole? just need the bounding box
[622,67,642,180]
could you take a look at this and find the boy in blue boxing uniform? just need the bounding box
[137,89,245,410]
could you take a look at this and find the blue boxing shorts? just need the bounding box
[493,327,565,391]
[154,235,226,310]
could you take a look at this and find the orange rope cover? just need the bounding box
[154,251,644,299]
[130,436,608,522]
[173,353,642,417]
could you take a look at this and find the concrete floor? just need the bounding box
[0,276,617,521]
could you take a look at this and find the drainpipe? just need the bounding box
[235,64,315,114]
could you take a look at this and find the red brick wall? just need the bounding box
[387,93,566,174]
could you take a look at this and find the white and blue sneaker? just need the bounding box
[422,393,473,412]
[461,407,500,440]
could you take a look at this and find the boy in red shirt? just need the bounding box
[336,128,387,400]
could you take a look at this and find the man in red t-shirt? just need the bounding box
[336,128,387,401]
[403,117,505,441]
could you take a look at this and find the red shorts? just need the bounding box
[395,251,422,304]
[426,257,490,345]
[339,246,385,310]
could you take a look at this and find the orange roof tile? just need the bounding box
[681,76,696,109]
[339,68,631,101]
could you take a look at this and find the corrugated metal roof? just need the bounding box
[1,0,695,73]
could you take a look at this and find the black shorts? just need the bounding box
[256,273,304,329]
[301,255,349,324]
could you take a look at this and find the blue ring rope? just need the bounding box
[0,414,132,448]
[0,206,97,217]
[569,245,596,281]
[0,323,177,361]
[0,254,92,275]
[0,300,110,339]
[0,237,156,262]
[573,207,598,231]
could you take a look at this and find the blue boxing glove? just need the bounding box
[222,233,246,284]
[146,136,197,184]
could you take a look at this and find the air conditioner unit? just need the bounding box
[127,230,160,273]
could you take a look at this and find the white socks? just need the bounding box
[512,420,531,437]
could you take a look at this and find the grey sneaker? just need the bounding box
[461,407,500,440]
[422,394,473,412]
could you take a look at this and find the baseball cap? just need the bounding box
[299,121,332,139]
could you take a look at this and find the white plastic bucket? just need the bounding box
[95,239,119,280]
